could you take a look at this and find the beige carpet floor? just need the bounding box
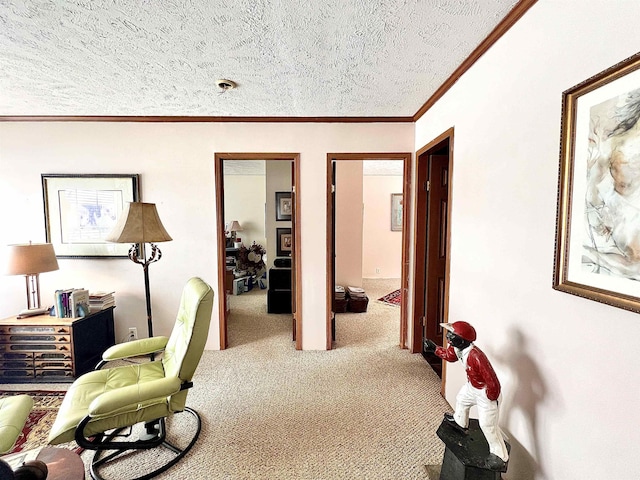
[5,279,451,479]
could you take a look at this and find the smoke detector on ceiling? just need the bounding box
[215,79,237,92]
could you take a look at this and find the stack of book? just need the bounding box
[54,288,90,318]
[334,285,347,313]
[346,286,366,299]
[89,292,116,313]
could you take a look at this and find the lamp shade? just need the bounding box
[105,202,172,244]
[228,220,243,232]
[4,243,59,276]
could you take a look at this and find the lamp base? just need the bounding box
[17,307,51,319]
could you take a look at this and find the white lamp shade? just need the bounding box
[228,220,243,232]
[105,202,172,244]
[4,243,59,276]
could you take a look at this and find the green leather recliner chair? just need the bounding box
[48,277,214,480]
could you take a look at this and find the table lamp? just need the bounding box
[228,220,243,242]
[106,202,172,339]
[228,220,243,248]
[4,242,59,317]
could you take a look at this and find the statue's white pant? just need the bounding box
[454,382,509,462]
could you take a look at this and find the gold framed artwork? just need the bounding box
[554,52,640,312]
[42,174,140,258]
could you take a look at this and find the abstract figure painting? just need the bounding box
[555,52,640,312]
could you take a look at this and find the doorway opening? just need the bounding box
[215,153,302,350]
[412,128,454,384]
[326,153,412,350]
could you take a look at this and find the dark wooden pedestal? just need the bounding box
[267,267,292,313]
[436,417,509,480]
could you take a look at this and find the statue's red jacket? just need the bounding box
[434,345,501,401]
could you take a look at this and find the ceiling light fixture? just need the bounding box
[215,79,237,93]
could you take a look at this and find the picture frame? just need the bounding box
[276,228,292,257]
[554,52,640,312]
[391,193,403,231]
[42,174,140,258]
[275,191,292,221]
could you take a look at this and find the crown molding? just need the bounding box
[0,115,413,123]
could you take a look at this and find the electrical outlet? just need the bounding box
[128,327,138,341]
[375,268,380,274]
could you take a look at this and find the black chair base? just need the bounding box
[85,407,202,480]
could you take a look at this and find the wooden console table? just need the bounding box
[0,307,115,382]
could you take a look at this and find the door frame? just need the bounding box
[215,152,302,350]
[411,128,454,393]
[326,153,412,350]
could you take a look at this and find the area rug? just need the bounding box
[378,289,401,306]
[0,390,80,455]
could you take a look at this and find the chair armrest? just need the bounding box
[88,376,182,417]
[102,336,169,361]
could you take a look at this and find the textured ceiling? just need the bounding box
[0,0,519,118]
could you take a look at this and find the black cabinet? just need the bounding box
[72,307,116,376]
[268,267,292,313]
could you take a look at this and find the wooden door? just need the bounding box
[422,154,449,377]
[291,161,297,341]
[330,160,337,343]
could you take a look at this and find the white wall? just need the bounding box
[0,122,413,351]
[265,161,292,270]
[223,174,265,248]
[362,175,403,278]
[415,1,640,479]
[335,161,363,287]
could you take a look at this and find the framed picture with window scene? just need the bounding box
[42,174,140,258]
[554,52,640,313]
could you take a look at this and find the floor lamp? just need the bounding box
[106,202,172,339]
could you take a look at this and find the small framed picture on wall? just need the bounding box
[276,228,292,256]
[275,191,292,221]
[391,193,403,231]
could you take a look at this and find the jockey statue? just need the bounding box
[424,321,509,469]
